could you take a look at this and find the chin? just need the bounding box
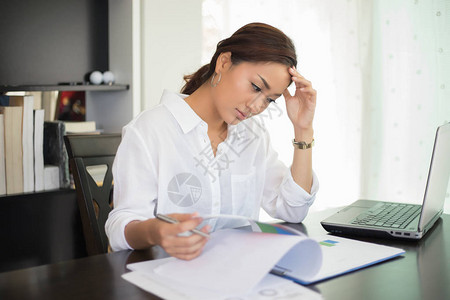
[221,113,240,125]
[228,116,243,125]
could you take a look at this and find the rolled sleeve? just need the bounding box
[105,213,147,251]
[272,168,319,223]
[280,168,319,207]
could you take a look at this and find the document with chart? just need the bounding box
[123,216,405,298]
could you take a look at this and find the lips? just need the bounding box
[235,109,247,120]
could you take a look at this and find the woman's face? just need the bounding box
[212,54,291,125]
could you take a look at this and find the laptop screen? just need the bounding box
[419,123,450,231]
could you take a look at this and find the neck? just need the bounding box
[185,83,226,133]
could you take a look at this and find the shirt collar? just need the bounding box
[161,89,204,134]
[160,89,247,140]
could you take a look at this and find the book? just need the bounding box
[29,92,42,110]
[63,121,97,134]
[43,121,70,189]
[0,115,6,195]
[44,165,60,190]
[9,95,35,193]
[34,109,45,192]
[42,91,59,121]
[0,95,9,106]
[125,215,405,298]
[0,106,24,194]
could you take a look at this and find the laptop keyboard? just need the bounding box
[351,203,421,229]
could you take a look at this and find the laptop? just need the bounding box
[321,122,450,240]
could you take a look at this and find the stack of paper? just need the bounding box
[122,222,405,299]
[124,263,322,300]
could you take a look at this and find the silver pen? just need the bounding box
[156,213,210,238]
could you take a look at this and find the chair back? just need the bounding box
[64,134,121,255]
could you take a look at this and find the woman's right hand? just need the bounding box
[152,213,210,260]
[125,212,210,260]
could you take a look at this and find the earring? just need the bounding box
[210,72,222,87]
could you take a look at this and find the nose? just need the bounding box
[246,94,268,115]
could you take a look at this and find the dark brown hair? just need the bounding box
[181,22,297,95]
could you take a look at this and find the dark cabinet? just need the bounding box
[0,189,87,273]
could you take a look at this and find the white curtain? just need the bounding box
[202,0,450,214]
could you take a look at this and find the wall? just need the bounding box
[86,0,202,132]
[0,0,108,86]
[86,0,141,133]
[141,0,203,110]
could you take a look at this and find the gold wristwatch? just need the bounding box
[292,138,315,149]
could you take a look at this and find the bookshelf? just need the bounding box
[0,0,135,132]
[0,0,137,271]
[0,84,129,93]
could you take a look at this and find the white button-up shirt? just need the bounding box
[105,90,319,251]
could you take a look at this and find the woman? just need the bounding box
[105,23,318,260]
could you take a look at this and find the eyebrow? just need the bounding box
[257,74,271,90]
[257,74,282,97]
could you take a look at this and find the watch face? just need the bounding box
[292,139,314,149]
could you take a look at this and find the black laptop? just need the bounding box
[321,122,450,240]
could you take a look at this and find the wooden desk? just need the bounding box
[0,209,449,300]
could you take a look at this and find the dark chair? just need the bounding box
[64,134,121,255]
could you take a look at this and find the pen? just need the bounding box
[156,214,210,238]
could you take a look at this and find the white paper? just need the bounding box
[306,235,406,283]
[148,228,321,294]
[122,270,323,300]
[125,225,405,299]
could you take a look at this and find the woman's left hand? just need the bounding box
[283,66,317,131]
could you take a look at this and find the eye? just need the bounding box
[251,83,262,92]
[251,82,276,104]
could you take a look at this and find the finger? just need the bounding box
[176,218,205,235]
[162,223,210,249]
[171,246,205,260]
[160,213,203,236]
[164,234,208,257]
[299,87,317,101]
[173,224,211,245]
[176,223,210,243]
[289,67,312,86]
[169,212,199,222]
[292,77,312,89]
[289,66,307,79]
[199,224,211,234]
[168,236,207,252]
[298,86,317,96]
[157,220,202,240]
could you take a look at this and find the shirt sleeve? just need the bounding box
[105,125,158,251]
[260,131,319,223]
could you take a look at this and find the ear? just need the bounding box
[215,52,232,73]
